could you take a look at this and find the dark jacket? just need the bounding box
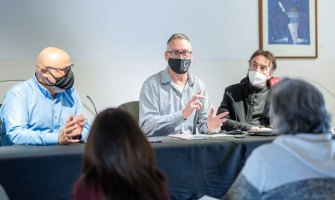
[217,77,281,131]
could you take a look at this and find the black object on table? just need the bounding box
[0,136,275,200]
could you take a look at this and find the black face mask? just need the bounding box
[41,70,74,90]
[168,58,191,74]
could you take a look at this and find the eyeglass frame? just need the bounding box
[37,64,74,75]
[166,51,193,59]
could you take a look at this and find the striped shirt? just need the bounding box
[139,67,217,136]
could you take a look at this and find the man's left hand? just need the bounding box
[206,107,229,132]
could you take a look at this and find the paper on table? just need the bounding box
[208,133,235,137]
[198,195,219,200]
[168,134,210,140]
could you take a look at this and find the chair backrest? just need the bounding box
[117,101,139,122]
[263,178,335,200]
[0,184,9,200]
[0,104,2,146]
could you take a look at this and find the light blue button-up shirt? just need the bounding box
[0,74,90,146]
[139,67,217,136]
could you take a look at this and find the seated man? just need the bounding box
[139,33,228,137]
[217,50,280,132]
[0,47,90,146]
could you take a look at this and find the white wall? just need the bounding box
[1,0,335,124]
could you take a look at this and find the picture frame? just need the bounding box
[259,0,318,58]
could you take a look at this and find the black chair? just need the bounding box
[0,184,9,200]
[0,104,2,146]
[117,101,139,122]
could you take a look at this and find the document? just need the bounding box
[168,134,209,140]
[198,195,219,200]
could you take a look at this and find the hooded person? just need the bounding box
[222,78,335,199]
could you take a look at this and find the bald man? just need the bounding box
[0,47,90,146]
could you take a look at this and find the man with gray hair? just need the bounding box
[217,49,281,132]
[139,33,228,136]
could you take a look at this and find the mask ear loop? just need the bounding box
[45,68,70,86]
[44,68,57,86]
[36,68,56,87]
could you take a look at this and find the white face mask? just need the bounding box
[248,71,267,86]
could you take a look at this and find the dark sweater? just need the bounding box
[217,76,281,131]
[248,83,269,126]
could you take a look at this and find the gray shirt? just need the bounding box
[139,67,215,136]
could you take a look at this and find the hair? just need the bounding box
[268,78,331,135]
[166,33,191,50]
[82,108,166,200]
[248,49,277,71]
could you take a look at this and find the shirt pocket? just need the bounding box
[158,89,173,115]
[159,97,172,115]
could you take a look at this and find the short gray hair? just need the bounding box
[167,33,191,50]
[268,78,331,135]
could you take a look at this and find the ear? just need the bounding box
[164,51,169,61]
[190,52,193,61]
[40,68,49,77]
[267,71,274,80]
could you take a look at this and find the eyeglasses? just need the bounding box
[167,51,192,59]
[45,64,74,75]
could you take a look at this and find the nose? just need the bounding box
[256,66,262,73]
[178,53,184,59]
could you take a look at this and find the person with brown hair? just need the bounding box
[71,108,170,200]
[217,50,281,132]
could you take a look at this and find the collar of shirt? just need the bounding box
[33,73,65,100]
[160,67,195,87]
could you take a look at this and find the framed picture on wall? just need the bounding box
[259,0,317,58]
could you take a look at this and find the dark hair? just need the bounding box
[268,78,331,135]
[248,49,277,71]
[82,108,166,200]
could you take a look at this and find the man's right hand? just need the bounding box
[58,114,81,145]
[249,127,272,131]
[182,90,205,119]
[249,127,261,131]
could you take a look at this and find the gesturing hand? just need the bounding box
[206,107,229,132]
[249,127,272,131]
[182,91,205,119]
[58,114,82,145]
[250,127,261,131]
